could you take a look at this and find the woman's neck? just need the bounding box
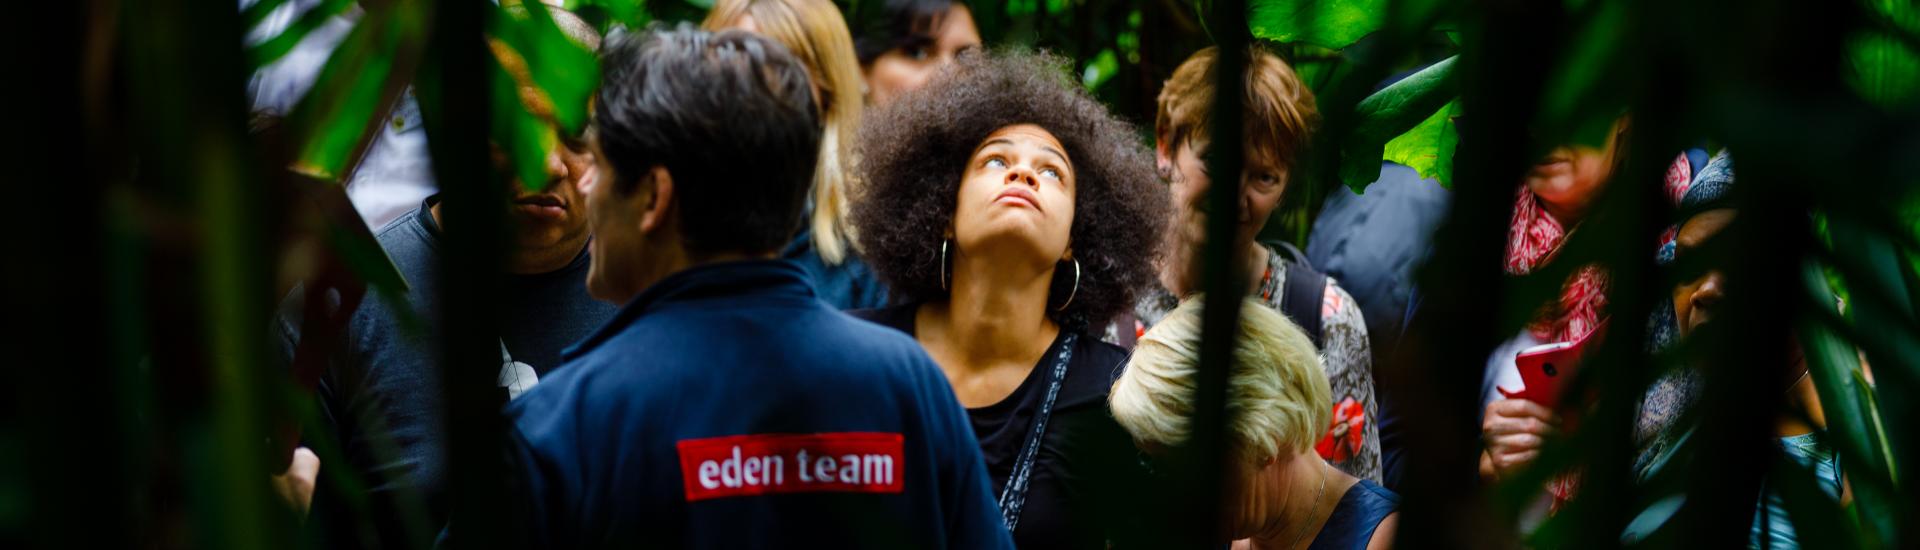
[1246,453,1350,550]
[922,250,1060,370]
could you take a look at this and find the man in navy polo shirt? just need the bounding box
[502,26,1010,548]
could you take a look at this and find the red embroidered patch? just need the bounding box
[676,432,905,502]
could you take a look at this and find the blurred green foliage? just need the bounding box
[18,0,1916,548]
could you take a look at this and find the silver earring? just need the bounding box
[1055,258,1081,311]
[940,239,951,291]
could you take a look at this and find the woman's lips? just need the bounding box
[993,187,1042,211]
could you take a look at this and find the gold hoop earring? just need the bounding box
[1055,258,1081,311]
[940,239,950,291]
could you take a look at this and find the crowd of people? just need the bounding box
[253,0,1856,548]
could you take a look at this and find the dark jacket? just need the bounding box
[504,260,1011,549]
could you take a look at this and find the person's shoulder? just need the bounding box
[1320,278,1367,334]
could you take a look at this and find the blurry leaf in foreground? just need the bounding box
[1849,0,1920,108]
[246,0,355,70]
[1248,0,1386,50]
[489,47,560,193]
[1082,48,1119,90]
[287,8,399,181]
[492,1,601,136]
[1337,55,1456,192]
[1381,100,1459,187]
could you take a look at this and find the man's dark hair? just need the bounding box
[852,50,1169,327]
[594,24,822,255]
[850,0,959,66]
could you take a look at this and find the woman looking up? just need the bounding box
[851,51,1169,548]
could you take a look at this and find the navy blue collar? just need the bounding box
[561,259,816,361]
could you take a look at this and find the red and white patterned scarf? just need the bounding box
[1504,185,1609,344]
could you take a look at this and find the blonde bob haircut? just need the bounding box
[703,0,866,264]
[1109,295,1331,463]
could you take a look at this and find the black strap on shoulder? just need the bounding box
[1273,242,1327,350]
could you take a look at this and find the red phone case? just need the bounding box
[1509,342,1583,410]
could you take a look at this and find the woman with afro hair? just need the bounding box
[850,50,1170,548]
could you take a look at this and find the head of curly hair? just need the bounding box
[851,50,1168,328]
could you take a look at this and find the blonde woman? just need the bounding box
[705,0,886,308]
[1111,296,1399,550]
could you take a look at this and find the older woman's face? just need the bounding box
[863,4,981,106]
[1164,138,1288,254]
[1672,208,1737,337]
[951,124,1076,267]
[1524,119,1626,223]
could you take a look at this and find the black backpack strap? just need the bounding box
[1272,242,1328,349]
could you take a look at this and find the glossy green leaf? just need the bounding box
[1248,0,1386,50]
[1337,55,1456,192]
[1380,100,1458,187]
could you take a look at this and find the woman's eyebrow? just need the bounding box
[974,138,1069,167]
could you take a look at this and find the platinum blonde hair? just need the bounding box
[1109,295,1331,462]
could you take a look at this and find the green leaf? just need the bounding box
[492,64,560,193]
[286,9,400,181]
[1380,100,1458,187]
[1081,49,1119,90]
[1336,55,1457,192]
[1799,258,1902,545]
[1248,0,1386,50]
[246,0,355,71]
[1536,0,1630,146]
[491,2,601,136]
[1848,0,1920,108]
[240,0,291,38]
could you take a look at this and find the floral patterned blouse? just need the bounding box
[1129,243,1382,482]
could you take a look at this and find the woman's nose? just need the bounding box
[1690,271,1725,314]
[1005,165,1036,187]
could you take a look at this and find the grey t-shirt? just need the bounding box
[274,196,615,548]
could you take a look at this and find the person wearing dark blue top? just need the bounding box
[499,26,1009,549]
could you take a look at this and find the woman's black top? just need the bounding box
[853,304,1157,549]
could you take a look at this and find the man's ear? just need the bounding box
[637,166,675,234]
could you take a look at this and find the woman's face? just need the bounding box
[1162,137,1288,255]
[1524,122,1624,223]
[863,5,981,106]
[951,124,1076,267]
[1671,208,1737,338]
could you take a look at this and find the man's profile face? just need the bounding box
[582,137,652,304]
